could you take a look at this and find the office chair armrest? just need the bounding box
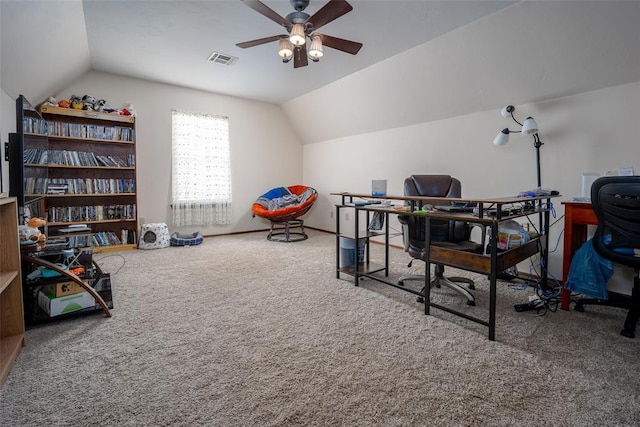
[402,222,410,252]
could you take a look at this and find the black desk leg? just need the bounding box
[354,208,360,286]
[384,212,390,277]
[489,222,499,341]
[336,206,341,279]
[424,216,431,316]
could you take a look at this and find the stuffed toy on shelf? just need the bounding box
[70,95,83,110]
[82,95,96,111]
[18,217,47,251]
[41,97,57,107]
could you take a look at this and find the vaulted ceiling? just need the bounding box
[2,0,639,146]
[2,0,518,104]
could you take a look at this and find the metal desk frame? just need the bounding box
[333,192,558,341]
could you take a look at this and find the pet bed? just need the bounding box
[139,223,170,250]
[170,231,204,246]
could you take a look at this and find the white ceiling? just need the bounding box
[1,0,517,105]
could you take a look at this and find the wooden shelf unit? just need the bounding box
[0,197,26,387]
[37,105,138,252]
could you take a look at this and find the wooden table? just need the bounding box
[21,254,112,318]
[561,201,597,311]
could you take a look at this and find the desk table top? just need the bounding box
[332,192,561,222]
[331,192,559,204]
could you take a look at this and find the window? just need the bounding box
[171,110,232,226]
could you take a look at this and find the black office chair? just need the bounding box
[574,176,640,338]
[398,175,483,305]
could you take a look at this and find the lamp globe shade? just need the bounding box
[493,129,510,146]
[522,117,539,135]
[501,105,515,118]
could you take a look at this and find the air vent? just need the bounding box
[207,52,238,66]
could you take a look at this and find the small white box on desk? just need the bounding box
[581,173,600,200]
[38,290,96,317]
[371,180,387,197]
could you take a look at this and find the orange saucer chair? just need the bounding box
[252,185,317,242]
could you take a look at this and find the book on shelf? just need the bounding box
[28,178,136,195]
[46,183,68,195]
[47,204,136,223]
[121,229,137,245]
[23,148,48,164]
[23,116,48,135]
[46,121,135,142]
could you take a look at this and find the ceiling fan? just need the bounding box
[236,0,363,68]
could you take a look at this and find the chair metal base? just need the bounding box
[574,287,640,339]
[399,267,476,306]
[267,219,308,242]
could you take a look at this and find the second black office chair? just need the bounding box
[574,176,640,338]
[398,175,483,306]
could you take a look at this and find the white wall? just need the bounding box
[284,1,640,146]
[303,81,640,280]
[56,71,303,235]
[4,71,640,285]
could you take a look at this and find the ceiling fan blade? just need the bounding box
[316,34,362,55]
[293,46,308,68]
[236,35,283,49]
[241,0,291,29]
[306,0,353,32]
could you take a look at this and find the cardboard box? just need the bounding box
[38,290,96,317]
[41,280,87,297]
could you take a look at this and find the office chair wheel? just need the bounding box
[574,302,585,312]
[466,300,475,306]
[620,327,635,339]
[416,296,424,304]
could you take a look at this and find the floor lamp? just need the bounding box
[493,105,543,189]
[493,105,556,312]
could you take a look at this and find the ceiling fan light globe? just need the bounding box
[308,35,323,60]
[289,24,306,46]
[278,38,293,59]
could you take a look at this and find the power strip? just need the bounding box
[514,296,544,312]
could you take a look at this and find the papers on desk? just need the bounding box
[434,205,476,213]
[345,200,391,208]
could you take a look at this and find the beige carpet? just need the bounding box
[1,229,639,426]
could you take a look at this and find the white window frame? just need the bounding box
[171,110,232,226]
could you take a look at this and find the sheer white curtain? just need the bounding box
[171,110,232,226]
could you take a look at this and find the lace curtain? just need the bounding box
[171,110,232,226]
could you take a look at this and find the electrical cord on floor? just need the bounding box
[515,257,562,315]
[94,254,126,275]
[514,217,565,315]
